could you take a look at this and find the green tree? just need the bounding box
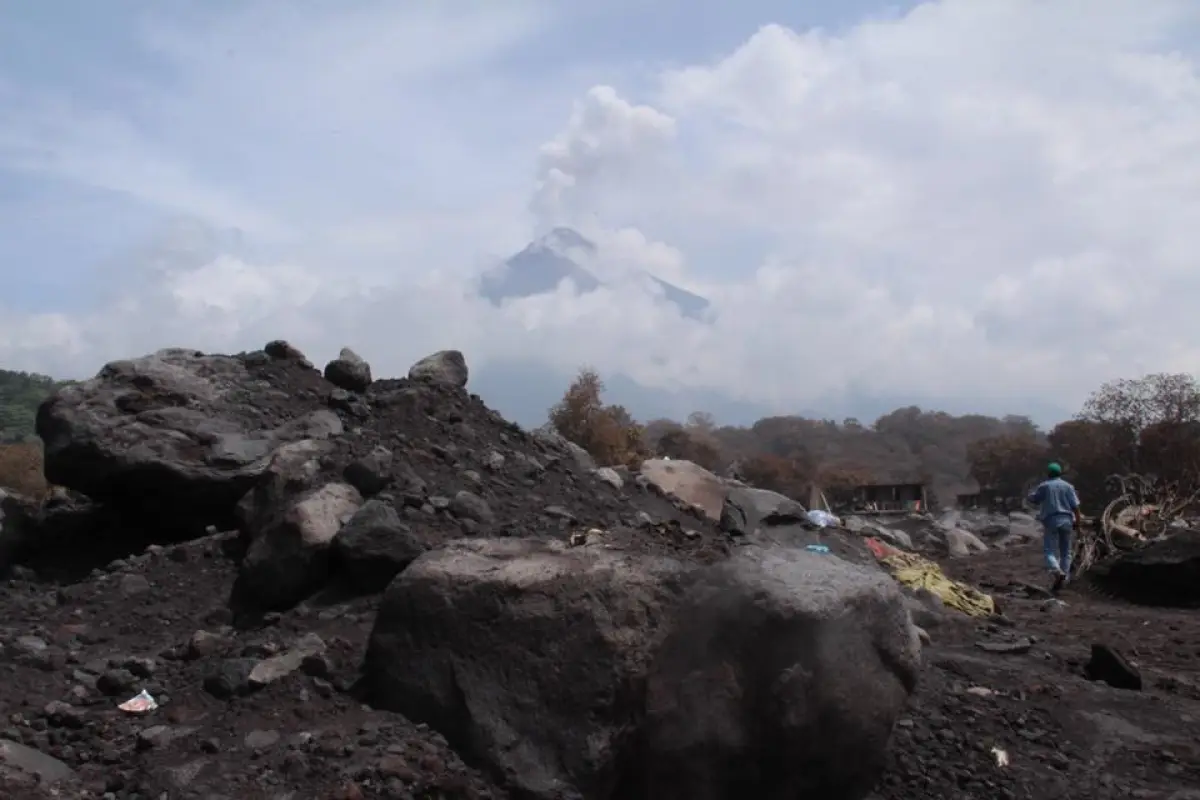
[0,369,71,443]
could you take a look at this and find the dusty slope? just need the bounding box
[1,527,1197,799]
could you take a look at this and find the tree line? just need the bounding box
[546,367,1200,511]
[0,369,72,443]
[965,373,1200,512]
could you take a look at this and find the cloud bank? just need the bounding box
[3,0,1199,424]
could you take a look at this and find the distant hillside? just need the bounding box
[0,369,69,442]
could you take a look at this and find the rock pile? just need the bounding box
[0,342,922,799]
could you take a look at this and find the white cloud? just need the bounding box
[4,0,1200,424]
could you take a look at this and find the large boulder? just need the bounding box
[363,537,689,800]
[408,350,469,389]
[639,459,726,520]
[36,348,342,526]
[363,538,918,800]
[719,485,806,536]
[234,440,363,610]
[635,545,921,800]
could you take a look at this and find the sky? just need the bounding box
[3,0,1200,427]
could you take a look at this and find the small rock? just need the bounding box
[543,505,576,522]
[1085,643,1143,690]
[449,491,493,523]
[203,659,257,699]
[975,637,1033,655]
[343,446,394,497]
[96,669,138,697]
[592,467,624,491]
[13,636,48,656]
[248,634,327,688]
[244,729,281,750]
[42,702,85,730]
[119,574,151,596]
[137,726,176,751]
[324,348,372,393]
[186,631,227,661]
[264,340,312,366]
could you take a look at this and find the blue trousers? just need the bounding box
[1043,517,1073,574]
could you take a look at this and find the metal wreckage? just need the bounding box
[1072,472,1200,576]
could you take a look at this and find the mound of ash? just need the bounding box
[0,342,921,799]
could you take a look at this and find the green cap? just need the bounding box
[1047,462,1063,477]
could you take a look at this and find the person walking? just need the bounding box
[1026,462,1082,592]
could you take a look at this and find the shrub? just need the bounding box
[0,440,48,498]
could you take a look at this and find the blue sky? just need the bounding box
[3,0,1199,425]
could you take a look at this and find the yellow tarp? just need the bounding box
[866,537,996,618]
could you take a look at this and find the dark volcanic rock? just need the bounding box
[634,546,920,800]
[1088,530,1200,607]
[332,498,426,593]
[363,538,919,800]
[35,348,341,527]
[323,347,372,393]
[363,537,690,800]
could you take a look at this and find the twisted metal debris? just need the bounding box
[1073,473,1200,575]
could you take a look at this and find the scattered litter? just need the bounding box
[805,510,839,528]
[966,686,996,697]
[118,689,158,715]
[805,544,831,554]
[991,746,1010,768]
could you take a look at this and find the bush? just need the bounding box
[0,441,48,498]
[548,368,650,467]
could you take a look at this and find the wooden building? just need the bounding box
[845,482,929,514]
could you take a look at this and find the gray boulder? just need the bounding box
[944,527,988,558]
[639,459,725,519]
[636,545,921,800]
[235,440,362,609]
[0,739,76,788]
[719,486,807,536]
[533,428,596,472]
[324,347,372,393]
[36,347,343,526]
[363,538,918,800]
[592,467,624,491]
[408,350,469,388]
[363,537,689,800]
